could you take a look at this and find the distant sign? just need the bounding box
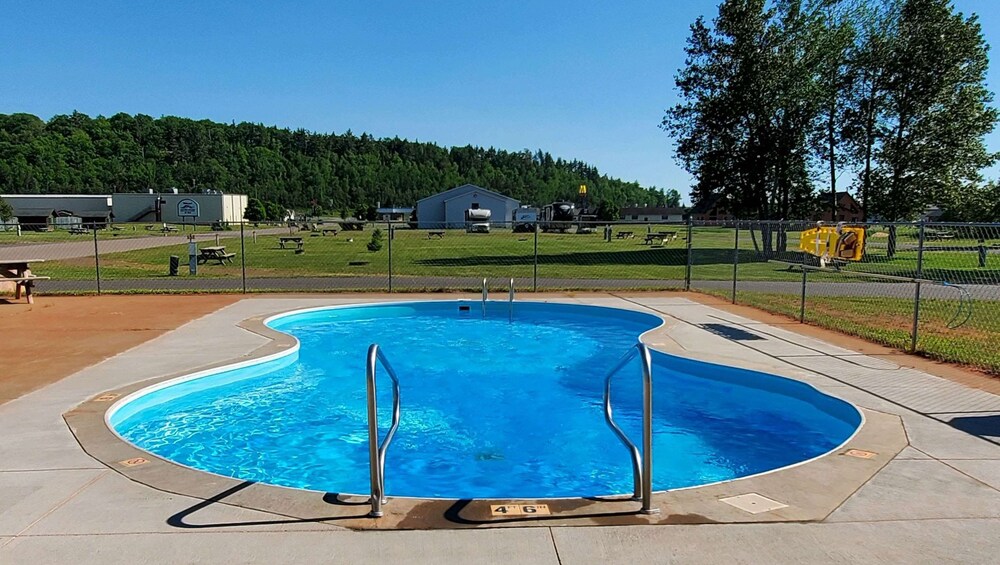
[177,198,200,218]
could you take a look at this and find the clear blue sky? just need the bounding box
[2,1,998,203]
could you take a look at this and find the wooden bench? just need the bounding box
[615,231,635,239]
[427,231,445,239]
[1,260,49,304]
[68,227,89,235]
[279,236,305,250]
[197,246,236,265]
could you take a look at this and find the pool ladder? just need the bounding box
[365,343,401,517]
[481,277,515,321]
[604,342,658,514]
[364,339,655,517]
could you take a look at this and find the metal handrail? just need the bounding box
[482,277,488,318]
[603,342,658,514]
[366,343,401,518]
[508,277,515,321]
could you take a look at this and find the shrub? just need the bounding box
[367,228,384,252]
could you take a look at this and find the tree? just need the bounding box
[939,180,1000,222]
[0,197,13,223]
[811,1,857,219]
[663,0,834,251]
[265,201,286,221]
[0,112,663,215]
[660,189,682,207]
[870,0,998,221]
[367,228,384,252]
[595,200,619,221]
[842,0,897,221]
[244,198,266,222]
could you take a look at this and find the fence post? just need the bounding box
[684,218,693,291]
[533,222,538,292]
[240,221,247,294]
[731,222,739,304]
[387,222,393,293]
[910,221,925,353]
[93,227,101,295]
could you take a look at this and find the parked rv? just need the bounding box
[541,202,576,232]
[512,207,539,232]
[465,208,491,233]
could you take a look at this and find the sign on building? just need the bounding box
[177,198,200,219]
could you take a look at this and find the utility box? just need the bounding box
[169,256,179,276]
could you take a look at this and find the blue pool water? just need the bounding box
[110,301,861,499]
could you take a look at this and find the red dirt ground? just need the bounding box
[0,295,239,404]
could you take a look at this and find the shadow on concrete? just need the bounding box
[167,481,370,529]
[947,414,1000,444]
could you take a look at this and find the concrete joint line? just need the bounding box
[10,470,108,541]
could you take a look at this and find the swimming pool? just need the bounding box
[108,300,861,499]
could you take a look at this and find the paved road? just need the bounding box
[35,275,999,300]
[0,227,290,261]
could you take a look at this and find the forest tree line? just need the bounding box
[664,0,1000,224]
[0,112,678,219]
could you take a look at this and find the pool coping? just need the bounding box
[63,299,907,530]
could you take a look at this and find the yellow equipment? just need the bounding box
[799,223,865,265]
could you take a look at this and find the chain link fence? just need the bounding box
[2,219,997,373]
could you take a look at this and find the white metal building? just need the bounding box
[112,192,248,224]
[415,184,519,229]
[619,206,688,222]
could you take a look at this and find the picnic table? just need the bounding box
[427,231,445,239]
[0,259,49,304]
[279,236,305,250]
[319,227,339,236]
[643,231,677,245]
[197,246,236,265]
[615,231,635,239]
[68,227,89,235]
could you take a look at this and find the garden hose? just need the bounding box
[939,281,973,330]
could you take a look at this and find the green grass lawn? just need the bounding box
[704,288,1000,374]
[29,225,999,286]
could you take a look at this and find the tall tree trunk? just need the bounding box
[861,109,874,223]
[828,95,838,220]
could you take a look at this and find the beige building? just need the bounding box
[112,191,248,224]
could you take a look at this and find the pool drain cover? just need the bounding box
[719,493,788,514]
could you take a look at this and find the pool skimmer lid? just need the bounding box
[844,449,877,459]
[719,493,788,514]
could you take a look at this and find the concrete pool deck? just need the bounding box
[2,294,1000,563]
